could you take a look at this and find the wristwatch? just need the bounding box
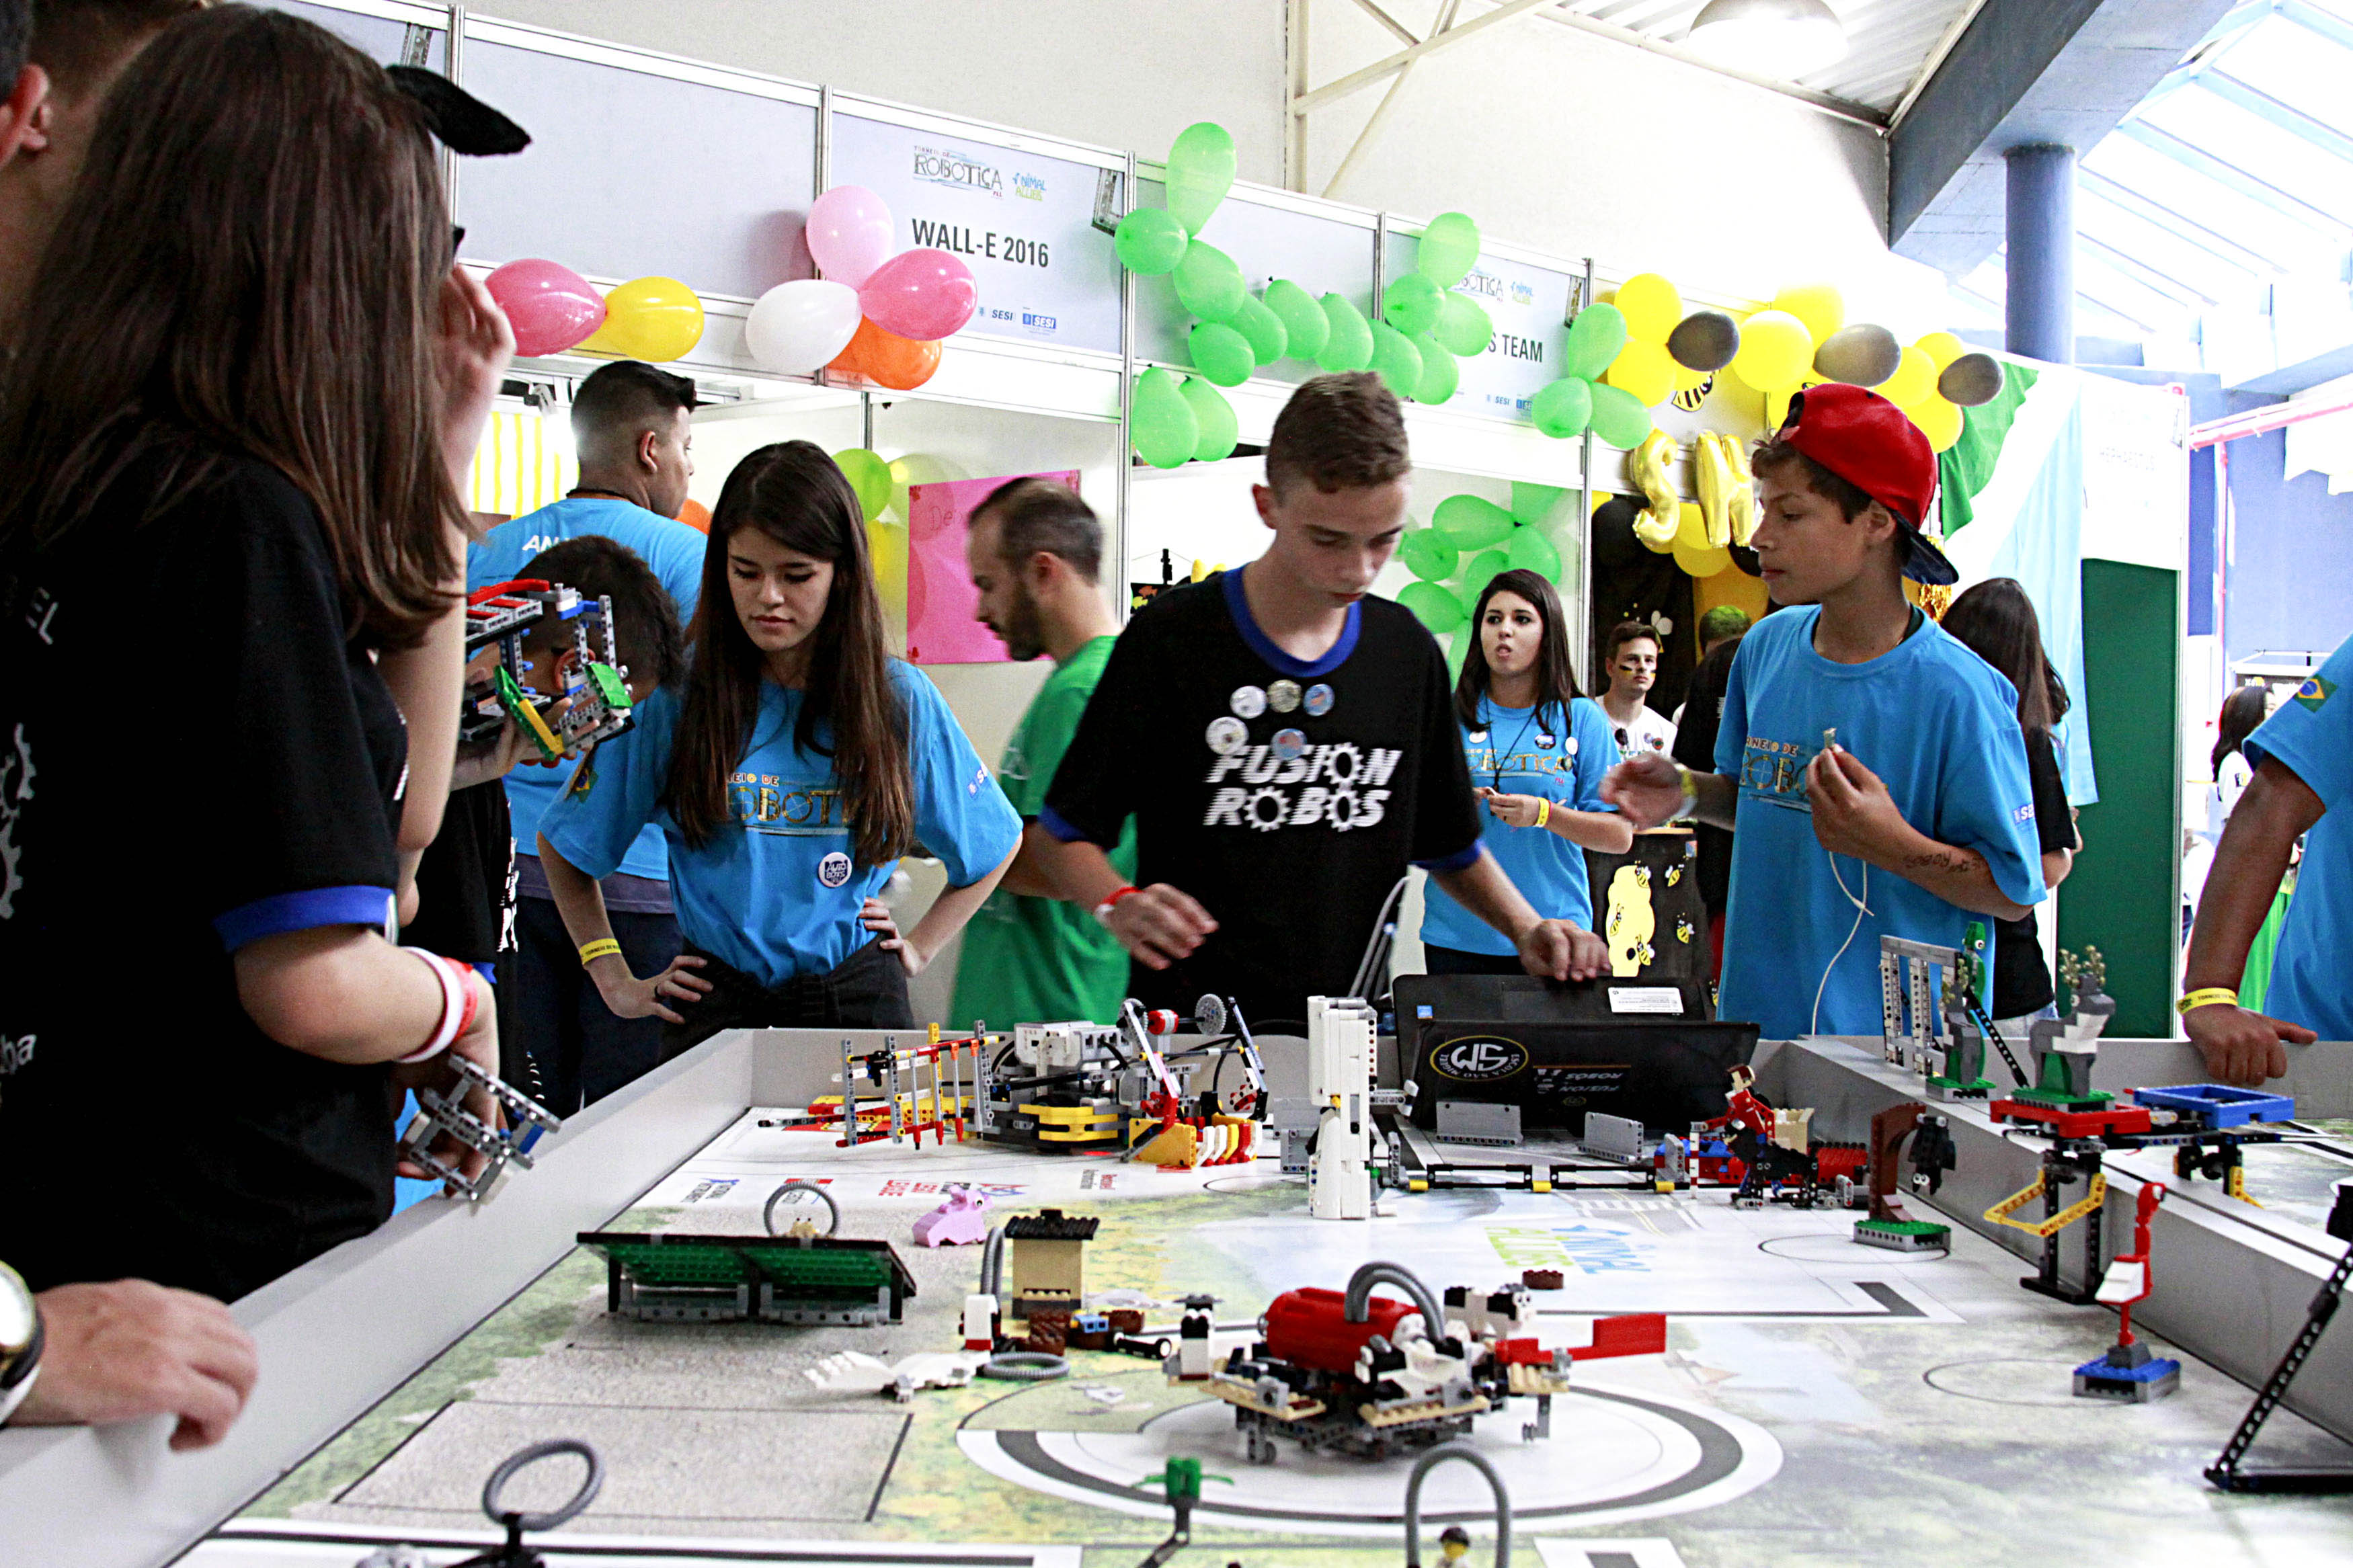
[0,1262,43,1425]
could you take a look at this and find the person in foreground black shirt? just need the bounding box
[0,9,514,1303]
[1036,373,1605,1026]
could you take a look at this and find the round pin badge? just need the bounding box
[1566,737,1579,757]
[1536,731,1558,749]
[1206,716,1248,755]
[1468,730,1488,745]
[1304,683,1334,717]
[816,851,854,889]
[1231,685,1267,720]
[1271,727,1308,762]
[1267,679,1302,714]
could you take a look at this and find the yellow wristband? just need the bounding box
[2176,987,2238,1016]
[1535,798,1551,828]
[578,938,623,966]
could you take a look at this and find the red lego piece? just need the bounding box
[1566,1313,1667,1361]
[1496,1336,1553,1366]
[1814,1144,1868,1184]
[1990,1099,2153,1138]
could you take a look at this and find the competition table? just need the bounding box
[7,1030,2353,1568]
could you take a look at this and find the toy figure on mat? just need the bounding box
[1603,386,2044,1042]
[1034,373,1605,1027]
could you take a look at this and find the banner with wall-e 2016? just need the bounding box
[828,111,1123,356]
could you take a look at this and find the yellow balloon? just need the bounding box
[1915,331,1968,372]
[1674,499,1712,550]
[1911,394,1964,452]
[576,276,705,362]
[1613,273,1683,344]
[867,519,908,616]
[1732,309,1812,393]
[1673,535,1732,577]
[1605,339,1678,407]
[1880,345,1937,411]
[1771,284,1844,345]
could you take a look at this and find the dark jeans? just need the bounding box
[510,894,682,1115]
[659,936,914,1061]
[1421,943,1530,977]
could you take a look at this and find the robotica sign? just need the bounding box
[914,145,1003,197]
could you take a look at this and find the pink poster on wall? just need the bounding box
[904,470,1081,665]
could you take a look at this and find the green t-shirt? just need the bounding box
[949,636,1137,1028]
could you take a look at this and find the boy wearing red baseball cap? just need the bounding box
[1605,384,2044,1038]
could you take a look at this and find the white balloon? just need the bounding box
[744,279,862,374]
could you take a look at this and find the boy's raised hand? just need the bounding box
[1806,745,1911,863]
[1601,751,1685,829]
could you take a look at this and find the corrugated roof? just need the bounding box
[1538,0,1981,115]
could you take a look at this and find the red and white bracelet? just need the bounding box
[1091,884,1142,927]
[398,947,480,1063]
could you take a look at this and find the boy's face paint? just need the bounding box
[1749,467,1895,606]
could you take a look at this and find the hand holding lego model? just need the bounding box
[12,1280,257,1451]
[2185,1001,2312,1089]
[394,964,505,1184]
[590,950,712,1026]
[1100,883,1219,971]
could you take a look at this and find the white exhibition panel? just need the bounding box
[1383,222,1587,423]
[264,0,446,69]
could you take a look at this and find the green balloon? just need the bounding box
[1454,548,1511,614]
[831,448,892,523]
[1398,579,1465,634]
[1130,367,1198,469]
[1172,241,1244,322]
[1264,279,1327,362]
[1316,294,1374,372]
[1562,302,1629,381]
[1383,271,1444,335]
[1588,381,1654,449]
[1398,528,1459,583]
[1189,321,1254,387]
[1411,331,1456,405]
[1529,376,1593,440]
[1179,376,1238,462]
[1113,208,1189,276]
[1434,290,1492,359]
[1230,293,1288,366]
[1505,524,1562,582]
[1369,322,1423,399]
[1433,493,1515,549]
[1165,121,1237,236]
[1511,483,1564,526]
[1417,212,1482,288]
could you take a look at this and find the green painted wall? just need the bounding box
[2059,561,2180,1037]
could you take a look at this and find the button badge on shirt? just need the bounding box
[1536,731,1557,749]
[1304,683,1334,717]
[817,851,854,889]
[1271,727,1307,763]
[1267,679,1302,714]
[1206,716,1248,755]
[1230,685,1267,719]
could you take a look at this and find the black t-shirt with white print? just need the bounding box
[1043,569,1480,1028]
[0,444,409,1301]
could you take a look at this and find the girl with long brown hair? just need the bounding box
[536,441,1019,1051]
[0,5,516,1303]
[1419,569,1632,975]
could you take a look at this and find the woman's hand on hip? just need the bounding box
[596,952,711,1024]
[863,896,927,976]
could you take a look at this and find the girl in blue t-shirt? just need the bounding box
[536,441,1021,1051]
[1420,569,1633,974]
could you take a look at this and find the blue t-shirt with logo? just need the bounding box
[536,662,1022,988]
[1714,607,2044,1040]
[1421,695,1618,954]
[469,496,708,882]
[2243,635,2353,1038]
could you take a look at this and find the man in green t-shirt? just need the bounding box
[950,479,1136,1028]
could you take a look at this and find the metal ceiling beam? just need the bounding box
[2114,118,2352,233]
[1346,0,1423,47]
[2194,69,2353,165]
[2077,165,2286,274]
[1293,0,1567,113]
[2279,0,2353,52]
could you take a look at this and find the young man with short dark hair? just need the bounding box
[949,478,1135,1028]
[1037,372,1604,1027]
[1606,384,2044,1040]
[469,361,706,1099]
[1599,619,1674,761]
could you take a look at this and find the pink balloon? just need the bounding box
[484,258,605,358]
[858,249,978,343]
[807,185,894,288]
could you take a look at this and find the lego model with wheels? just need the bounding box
[1200,1260,1665,1463]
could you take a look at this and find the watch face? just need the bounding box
[0,1264,32,1355]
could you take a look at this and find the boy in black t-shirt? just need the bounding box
[1039,373,1605,1027]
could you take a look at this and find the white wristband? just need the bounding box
[399,946,465,1063]
[0,1363,38,1426]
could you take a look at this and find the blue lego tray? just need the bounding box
[2129,1083,2295,1129]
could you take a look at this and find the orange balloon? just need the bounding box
[830,317,942,391]
[678,498,711,534]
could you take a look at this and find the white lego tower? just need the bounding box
[1307,995,1376,1221]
